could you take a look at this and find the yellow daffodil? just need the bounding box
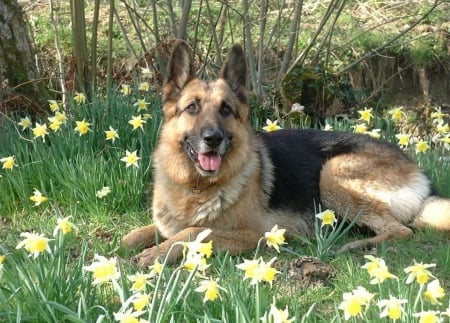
[48,100,60,112]
[48,116,62,132]
[262,119,282,132]
[0,255,5,264]
[404,261,436,285]
[54,111,67,124]
[265,225,286,252]
[120,84,131,96]
[113,308,148,323]
[132,293,151,311]
[74,92,86,104]
[262,303,295,323]
[121,150,140,168]
[134,99,148,111]
[416,139,430,154]
[32,122,49,142]
[413,310,441,323]
[388,106,406,123]
[183,252,210,273]
[236,257,279,286]
[315,209,337,227]
[53,216,76,236]
[105,127,119,143]
[366,128,381,139]
[29,189,48,206]
[83,254,120,285]
[352,123,367,134]
[16,232,51,258]
[395,133,410,147]
[195,278,225,302]
[435,122,449,134]
[338,286,374,320]
[128,272,153,292]
[74,119,91,136]
[1,156,16,170]
[362,255,397,284]
[149,258,164,277]
[18,116,31,130]
[96,186,111,198]
[424,279,445,305]
[139,82,150,92]
[377,296,407,320]
[129,115,146,131]
[358,107,373,123]
[430,107,447,122]
[141,67,152,78]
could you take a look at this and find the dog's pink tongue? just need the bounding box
[198,153,221,171]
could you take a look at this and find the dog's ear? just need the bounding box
[163,40,195,102]
[219,45,248,104]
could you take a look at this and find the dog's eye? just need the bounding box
[220,102,233,117]
[185,103,199,114]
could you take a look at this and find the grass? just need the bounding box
[0,82,450,322]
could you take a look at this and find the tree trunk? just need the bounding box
[0,0,48,114]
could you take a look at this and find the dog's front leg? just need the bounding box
[122,223,162,250]
[136,227,262,267]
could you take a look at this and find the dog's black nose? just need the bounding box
[202,128,224,147]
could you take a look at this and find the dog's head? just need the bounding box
[161,40,249,178]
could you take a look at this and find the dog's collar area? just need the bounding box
[191,175,202,193]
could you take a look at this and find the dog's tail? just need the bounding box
[410,196,450,230]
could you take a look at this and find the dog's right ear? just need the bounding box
[163,40,195,103]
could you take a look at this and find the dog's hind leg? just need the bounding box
[319,153,427,250]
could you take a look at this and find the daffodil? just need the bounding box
[395,133,410,147]
[413,310,441,323]
[195,278,225,302]
[416,139,430,154]
[265,225,286,252]
[358,108,373,123]
[74,119,91,136]
[105,127,119,143]
[120,84,131,95]
[113,308,148,323]
[54,111,67,123]
[48,100,60,112]
[366,128,381,139]
[352,123,367,134]
[323,123,333,131]
[16,232,52,258]
[389,107,406,123]
[315,209,337,227]
[435,122,449,134]
[139,82,150,92]
[18,116,31,130]
[377,296,407,320]
[128,272,153,292]
[48,116,62,132]
[149,258,164,277]
[121,150,140,168]
[0,255,5,264]
[362,255,397,284]
[53,216,76,236]
[129,115,146,131]
[134,99,148,111]
[96,186,111,198]
[404,261,436,285]
[141,67,152,78]
[83,254,120,285]
[29,189,48,206]
[183,252,210,273]
[262,119,282,132]
[423,279,445,305]
[430,107,447,123]
[236,257,279,286]
[32,122,49,142]
[74,92,86,104]
[1,156,16,170]
[262,303,295,323]
[132,293,151,311]
[338,286,374,320]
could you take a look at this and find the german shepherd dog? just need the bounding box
[123,40,450,267]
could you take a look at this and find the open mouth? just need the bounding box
[186,142,223,173]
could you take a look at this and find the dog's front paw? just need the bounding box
[123,224,157,249]
[135,242,184,267]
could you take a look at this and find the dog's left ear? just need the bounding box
[219,45,247,104]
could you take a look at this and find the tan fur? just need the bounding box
[123,41,450,267]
